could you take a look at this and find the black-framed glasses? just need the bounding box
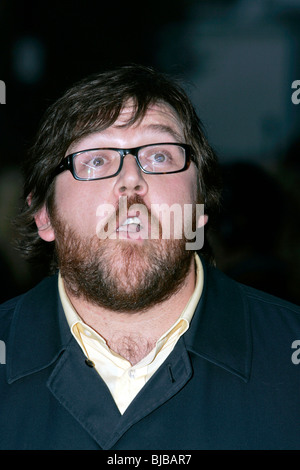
[53,143,192,181]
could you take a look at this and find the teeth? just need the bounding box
[117,217,142,232]
[121,217,141,226]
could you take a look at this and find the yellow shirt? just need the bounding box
[59,253,204,414]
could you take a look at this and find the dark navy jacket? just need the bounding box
[1,260,300,450]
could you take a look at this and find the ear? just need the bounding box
[197,214,208,228]
[34,205,55,242]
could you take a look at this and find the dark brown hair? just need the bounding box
[15,64,222,271]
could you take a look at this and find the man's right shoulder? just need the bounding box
[0,293,23,326]
[0,293,24,311]
[0,294,22,346]
[0,275,59,336]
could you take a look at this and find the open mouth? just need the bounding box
[116,216,142,233]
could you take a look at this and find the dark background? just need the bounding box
[0,0,300,304]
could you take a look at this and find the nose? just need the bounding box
[113,153,148,198]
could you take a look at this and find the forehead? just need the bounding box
[67,102,185,153]
[116,102,182,127]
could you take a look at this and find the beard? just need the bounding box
[51,195,196,313]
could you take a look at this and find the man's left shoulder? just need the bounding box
[233,280,300,344]
[205,260,300,315]
[238,282,300,316]
[204,261,300,334]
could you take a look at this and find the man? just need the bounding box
[1,65,300,450]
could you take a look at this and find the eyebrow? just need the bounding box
[67,123,184,154]
[142,123,184,142]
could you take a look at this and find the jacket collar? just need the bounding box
[184,258,252,382]
[7,259,252,384]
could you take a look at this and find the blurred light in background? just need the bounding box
[12,36,45,84]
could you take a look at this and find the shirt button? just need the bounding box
[85,358,95,368]
[128,369,136,378]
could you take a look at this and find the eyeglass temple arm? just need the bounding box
[52,155,72,177]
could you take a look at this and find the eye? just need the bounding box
[153,152,167,163]
[90,156,105,167]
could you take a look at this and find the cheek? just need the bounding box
[53,176,112,236]
[148,172,198,234]
[149,170,198,206]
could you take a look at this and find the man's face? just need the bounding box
[37,103,204,312]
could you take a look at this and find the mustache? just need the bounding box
[116,193,148,215]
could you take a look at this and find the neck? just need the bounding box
[64,257,196,364]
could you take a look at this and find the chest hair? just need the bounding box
[108,333,157,365]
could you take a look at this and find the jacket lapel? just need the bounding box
[47,335,193,449]
[184,259,252,382]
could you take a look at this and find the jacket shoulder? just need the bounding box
[0,275,59,340]
[238,282,300,315]
[205,260,300,314]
